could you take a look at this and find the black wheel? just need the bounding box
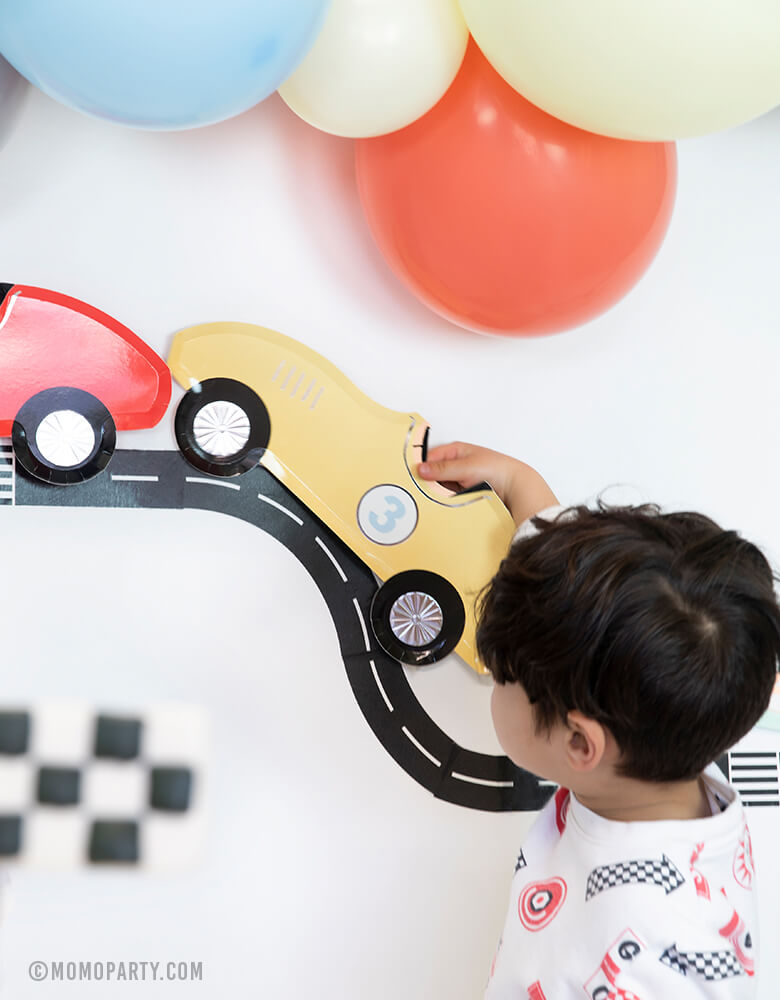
[370,570,465,665]
[12,387,116,485]
[174,377,271,478]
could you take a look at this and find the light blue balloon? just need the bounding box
[0,0,332,129]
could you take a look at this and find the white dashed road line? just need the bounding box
[352,598,371,652]
[315,536,348,583]
[257,494,303,524]
[185,477,241,491]
[370,659,393,713]
[452,772,514,789]
[111,474,159,482]
[402,726,441,767]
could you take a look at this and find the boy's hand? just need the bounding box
[418,441,558,527]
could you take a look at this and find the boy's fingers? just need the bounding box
[419,442,495,488]
[418,457,484,488]
[424,441,474,464]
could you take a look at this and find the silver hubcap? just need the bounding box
[193,400,251,457]
[36,410,96,467]
[389,591,443,647]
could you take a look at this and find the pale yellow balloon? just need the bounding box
[459,0,780,140]
[278,0,468,138]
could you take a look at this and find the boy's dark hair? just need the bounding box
[476,504,780,783]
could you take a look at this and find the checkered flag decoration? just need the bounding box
[586,854,685,900]
[660,944,745,982]
[0,702,207,870]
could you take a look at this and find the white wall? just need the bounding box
[0,84,778,997]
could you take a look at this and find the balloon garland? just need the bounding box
[0,0,777,335]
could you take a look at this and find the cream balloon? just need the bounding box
[278,0,468,137]
[460,0,780,140]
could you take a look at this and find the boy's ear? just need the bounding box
[564,710,607,772]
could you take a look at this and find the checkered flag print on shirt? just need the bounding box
[660,944,745,981]
[585,854,685,900]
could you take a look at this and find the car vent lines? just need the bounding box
[271,360,324,410]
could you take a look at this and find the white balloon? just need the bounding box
[460,0,780,140]
[279,0,468,138]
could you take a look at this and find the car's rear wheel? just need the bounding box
[12,387,116,485]
[175,377,270,477]
[370,570,465,665]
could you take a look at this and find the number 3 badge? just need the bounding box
[357,485,418,545]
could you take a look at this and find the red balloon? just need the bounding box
[355,41,677,336]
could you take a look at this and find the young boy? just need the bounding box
[419,443,780,999]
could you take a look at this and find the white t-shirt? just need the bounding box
[486,510,759,998]
[485,764,758,999]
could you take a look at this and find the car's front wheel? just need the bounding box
[12,387,116,485]
[175,377,271,477]
[370,570,465,665]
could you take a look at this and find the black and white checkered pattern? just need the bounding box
[718,750,780,808]
[0,443,14,506]
[660,943,745,981]
[585,854,685,900]
[0,701,207,869]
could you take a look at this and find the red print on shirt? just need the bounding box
[554,788,570,834]
[518,877,568,931]
[527,983,548,1000]
[718,894,754,977]
[733,822,755,890]
[584,929,646,1000]
[689,842,711,900]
